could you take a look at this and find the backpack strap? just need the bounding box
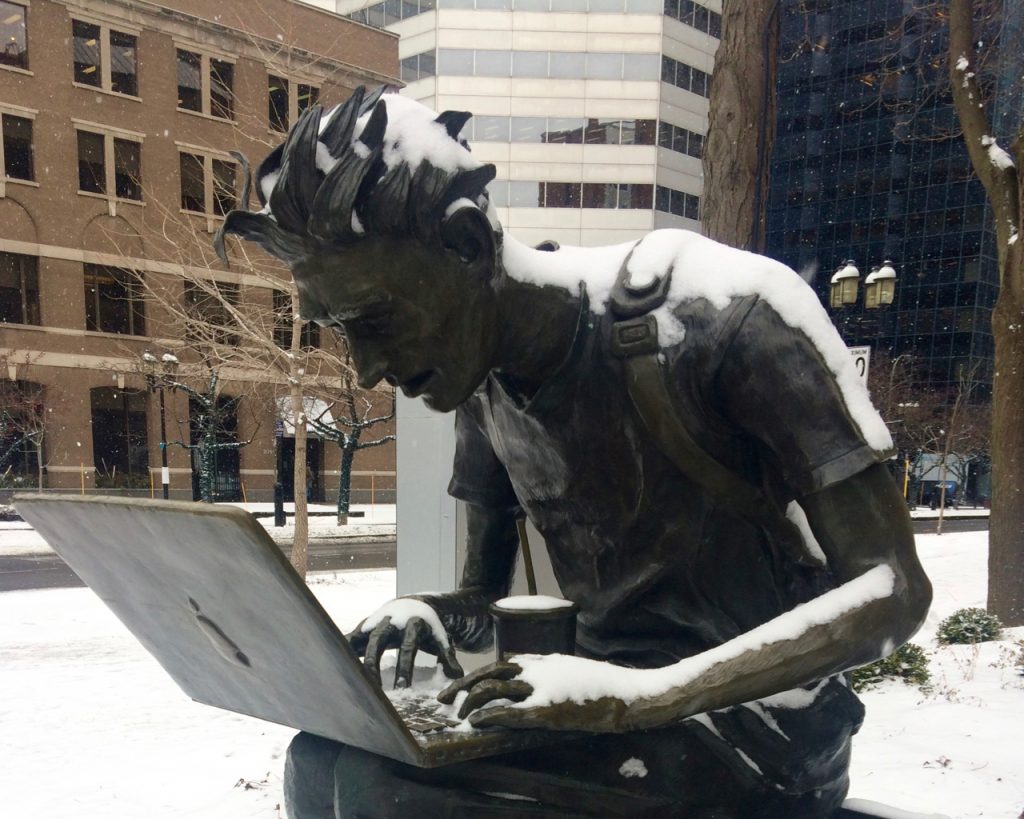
[608,248,790,534]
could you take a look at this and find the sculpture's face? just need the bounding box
[293,234,499,413]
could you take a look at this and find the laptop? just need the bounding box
[14,494,576,768]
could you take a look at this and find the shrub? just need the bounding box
[852,642,931,692]
[936,607,1004,645]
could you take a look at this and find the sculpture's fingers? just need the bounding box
[362,616,395,681]
[345,619,370,655]
[457,679,533,720]
[434,641,465,680]
[394,616,429,688]
[436,661,522,704]
[467,705,537,729]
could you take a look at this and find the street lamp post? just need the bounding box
[829,259,898,344]
[143,351,179,500]
[274,418,286,527]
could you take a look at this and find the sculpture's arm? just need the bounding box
[413,502,521,651]
[441,463,932,731]
[348,502,520,685]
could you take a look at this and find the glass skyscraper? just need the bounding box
[765,0,1018,395]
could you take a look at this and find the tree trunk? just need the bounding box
[948,0,1024,626]
[337,442,356,525]
[701,0,779,251]
[36,434,44,490]
[988,249,1024,625]
[288,288,310,578]
[290,383,309,577]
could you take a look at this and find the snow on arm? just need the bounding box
[618,758,648,778]
[360,598,449,647]
[500,565,894,710]
[785,501,828,566]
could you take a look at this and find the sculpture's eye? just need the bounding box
[346,312,394,338]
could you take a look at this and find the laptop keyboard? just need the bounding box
[395,699,462,734]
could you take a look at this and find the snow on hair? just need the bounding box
[214,86,498,265]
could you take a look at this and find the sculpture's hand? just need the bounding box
[437,659,631,732]
[347,598,464,687]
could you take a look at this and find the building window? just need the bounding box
[90,387,149,488]
[76,129,142,201]
[657,120,704,159]
[179,151,236,216]
[114,139,141,199]
[655,185,700,220]
[274,289,320,350]
[84,265,145,336]
[1,112,33,180]
[0,380,44,488]
[582,182,653,209]
[400,50,437,83]
[663,0,721,38]
[583,119,657,145]
[0,251,38,325]
[176,49,234,120]
[72,19,138,96]
[0,1,28,70]
[347,0,436,27]
[661,55,710,98]
[437,48,659,81]
[179,152,204,211]
[467,116,656,145]
[77,131,105,193]
[189,394,241,502]
[268,75,319,132]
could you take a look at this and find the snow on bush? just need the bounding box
[852,642,931,693]
[936,607,1004,645]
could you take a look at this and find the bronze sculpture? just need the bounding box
[217,87,932,818]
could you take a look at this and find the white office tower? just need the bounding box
[307,0,720,247]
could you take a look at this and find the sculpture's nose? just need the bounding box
[350,341,389,390]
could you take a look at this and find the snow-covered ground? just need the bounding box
[0,529,1020,818]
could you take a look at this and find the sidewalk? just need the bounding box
[908,505,990,520]
[0,503,396,558]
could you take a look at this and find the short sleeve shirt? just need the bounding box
[449,293,885,668]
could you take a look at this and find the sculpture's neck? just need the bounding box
[492,259,586,401]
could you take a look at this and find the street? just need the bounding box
[0,538,396,592]
[911,516,989,534]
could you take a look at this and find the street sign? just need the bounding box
[274,419,285,439]
[849,345,871,385]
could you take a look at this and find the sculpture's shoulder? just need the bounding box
[622,229,832,357]
[627,229,805,307]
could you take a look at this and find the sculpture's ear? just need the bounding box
[440,206,497,282]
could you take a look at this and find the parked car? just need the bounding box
[927,481,958,509]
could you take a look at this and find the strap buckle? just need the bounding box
[610,315,660,358]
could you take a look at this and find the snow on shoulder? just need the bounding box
[503,229,892,452]
[628,230,892,452]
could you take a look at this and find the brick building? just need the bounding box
[0,0,399,502]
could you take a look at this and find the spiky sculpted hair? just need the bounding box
[213,86,498,265]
